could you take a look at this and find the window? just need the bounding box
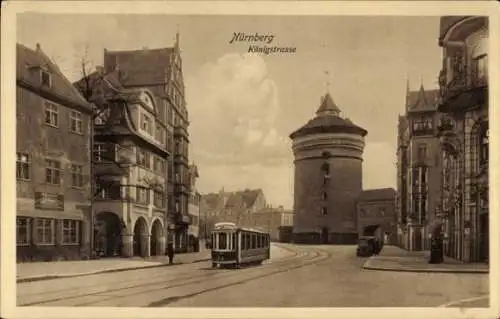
[168,161,173,182]
[45,159,61,185]
[16,153,31,181]
[155,124,165,144]
[417,144,427,161]
[41,70,51,87]
[93,143,116,163]
[45,102,59,127]
[136,187,149,204]
[219,232,227,250]
[321,207,328,216]
[175,200,180,213]
[322,192,328,200]
[480,125,489,166]
[71,164,84,187]
[137,149,150,168]
[69,111,83,134]
[36,218,54,245]
[141,113,152,135]
[472,54,488,84]
[98,181,122,200]
[154,157,165,173]
[154,190,165,208]
[16,217,31,245]
[62,220,79,244]
[175,172,180,183]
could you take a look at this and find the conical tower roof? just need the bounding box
[290,92,367,139]
[316,93,341,116]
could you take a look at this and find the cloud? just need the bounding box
[186,53,290,167]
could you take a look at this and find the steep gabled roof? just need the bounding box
[406,85,439,113]
[316,93,341,116]
[17,43,91,111]
[103,47,175,87]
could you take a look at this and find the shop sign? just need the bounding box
[34,192,64,210]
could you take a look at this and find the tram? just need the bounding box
[210,222,271,268]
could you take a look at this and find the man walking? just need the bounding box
[167,242,175,265]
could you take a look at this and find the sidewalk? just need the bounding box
[362,245,489,274]
[17,248,211,283]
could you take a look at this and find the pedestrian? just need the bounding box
[167,242,174,265]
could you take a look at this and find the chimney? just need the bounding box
[95,66,104,74]
[36,43,41,51]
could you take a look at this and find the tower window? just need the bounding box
[322,192,327,200]
[321,207,328,216]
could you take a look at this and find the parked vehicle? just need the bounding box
[210,222,271,269]
[356,236,378,257]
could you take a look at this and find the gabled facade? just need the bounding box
[75,68,170,258]
[436,16,489,263]
[98,32,191,252]
[16,43,93,262]
[396,83,442,251]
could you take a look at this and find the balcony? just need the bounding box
[174,126,189,138]
[438,66,488,114]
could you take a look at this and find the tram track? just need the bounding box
[20,246,331,307]
[18,246,304,306]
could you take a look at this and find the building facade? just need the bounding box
[200,188,267,235]
[396,84,443,251]
[101,32,192,253]
[290,93,367,245]
[436,16,489,263]
[187,163,201,252]
[357,188,397,245]
[75,68,170,258]
[241,206,294,242]
[16,43,93,262]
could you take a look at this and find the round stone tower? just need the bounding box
[290,93,367,245]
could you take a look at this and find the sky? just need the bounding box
[17,13,443,209]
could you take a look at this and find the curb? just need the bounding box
[17,257,211,284]
[362,259,489,274]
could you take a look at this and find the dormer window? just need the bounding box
[141,113,152,135]
[41,70,52,88]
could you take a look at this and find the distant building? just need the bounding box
[289,93,367,245]
[200,189,293,241]
[243,206,294,241]
[187,163,201,252]
[396,83,442,251]
[16,43,93,261]
[75,68,170,258]
[201,188,267,224]
[436,16,489,263]
[357,188,397,245]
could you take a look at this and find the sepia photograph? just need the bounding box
[1,1,498,319]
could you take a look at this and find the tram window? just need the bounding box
[252,234,256,249]
[258,235,262,248]
[246,233,250,249]
[232,233,236,250]
[219,233,227,249]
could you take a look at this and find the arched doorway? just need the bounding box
[150,219,164,256]
[95,212,123,257]
[133,217,149,257]
[363,224,380,236]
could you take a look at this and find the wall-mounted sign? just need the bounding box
[34,192,64,210]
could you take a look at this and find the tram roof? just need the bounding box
[212,224,268,234]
